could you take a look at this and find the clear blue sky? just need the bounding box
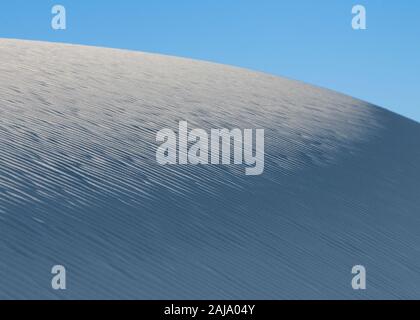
[1,0,419,122]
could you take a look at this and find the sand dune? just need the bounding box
[0,39,419,299]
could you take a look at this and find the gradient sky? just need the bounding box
[1,0,419,122]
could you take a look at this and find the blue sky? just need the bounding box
[1,0,419,122]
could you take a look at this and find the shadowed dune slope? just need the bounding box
[0,39,419,299]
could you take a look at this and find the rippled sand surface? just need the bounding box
[1,39,419,299]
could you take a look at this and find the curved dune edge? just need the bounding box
[0,39,419,299]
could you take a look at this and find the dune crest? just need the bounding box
[0,39,419,299]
